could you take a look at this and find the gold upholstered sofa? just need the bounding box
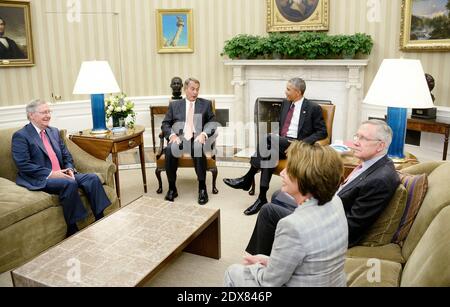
[345,161,450,286]
[0,127,119,273]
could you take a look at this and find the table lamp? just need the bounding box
[363,59,434,160]
[73,61,120,134]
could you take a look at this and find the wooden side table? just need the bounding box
[407,117,450,161]
[69,125,147,205]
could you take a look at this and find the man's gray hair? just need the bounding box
[184,77,200,88]
[26,99,47,120]
[362,119,393,149]
[288,78,306,95]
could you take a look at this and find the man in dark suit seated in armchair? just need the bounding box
[246,119,400,255]
[161,77,217,205]
[11,99,111,237]
[223,78,327,215]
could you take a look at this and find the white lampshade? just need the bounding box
[73,61,120,94]
[363,59,434,109]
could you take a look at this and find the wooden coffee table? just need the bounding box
[11,197,220,287]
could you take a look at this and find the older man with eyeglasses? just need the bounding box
[11,99,112,238]
[245,119,400,256]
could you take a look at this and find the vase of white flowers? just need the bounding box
[105,93,136,129]
[112,115,125,128]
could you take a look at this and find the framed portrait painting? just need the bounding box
[400,0,450,51]
[0,0,34,67]
[267,0,329,32]
[156,9,194,53]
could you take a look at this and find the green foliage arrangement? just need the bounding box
[221,32,373,60]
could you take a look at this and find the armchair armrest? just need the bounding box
[64,137,116,188]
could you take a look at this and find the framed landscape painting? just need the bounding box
[267,0,329,32]
[156,9,194,53]
[400,0,450,51]
[0,0,34,67]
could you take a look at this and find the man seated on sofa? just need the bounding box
[246,119,400,256]
[12,99,111,237]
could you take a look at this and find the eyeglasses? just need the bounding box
[353,134,382,143]
[36,110,52,115]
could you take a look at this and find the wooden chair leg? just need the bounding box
[249,178,256,196]
[210,167,219,194]
[155,168,163,194]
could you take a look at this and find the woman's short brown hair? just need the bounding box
[286,142,343,206]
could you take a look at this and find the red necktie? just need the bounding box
[184,102,194,140]
[40,130,61,171]
[280,104,295,137]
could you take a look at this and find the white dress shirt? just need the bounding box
[183,99,196,134]
[286,97,304,139]
[0,37,9,48]
[169,99,208,140]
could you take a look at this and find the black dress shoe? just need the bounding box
[223,177,252,191]
[244,199,267,216]
[198,189,209,205]
[165,190,178,202]
[66,224,79,238]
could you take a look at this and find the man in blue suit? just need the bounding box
[12,99,111,237]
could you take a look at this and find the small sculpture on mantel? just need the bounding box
[425,73,436,102]
[170,76,183,100]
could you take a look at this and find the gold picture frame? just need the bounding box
[400,0,450,51]
[156,9,194,54]
[267,0,329,32]
[0,0,34,67]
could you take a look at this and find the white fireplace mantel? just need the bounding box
[224,59,369,144]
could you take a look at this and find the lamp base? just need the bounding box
[90,94,108,132]
[387,107,407,160]
[89,129,109,135]
[390,157,409,164]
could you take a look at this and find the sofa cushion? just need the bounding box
[402,162,450,260]
[359,184,407,247]
[345,257,402,287]
[347,243,405,264]
[392,172,428,245]
[0,178,59,231]
[401,206,450,287]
